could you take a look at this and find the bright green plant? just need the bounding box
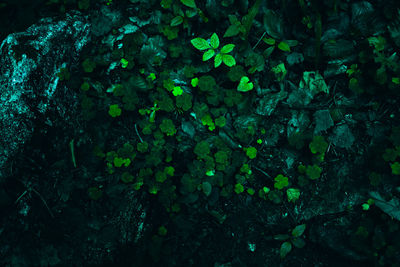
[274,174,289,190]
[391,162,400,175]
[237,76,254,92]
[244,146,257,159]
[309,135,328,154]
[109,104,122,117]
[139,103,160,123]
[234,183,244,194]
[286,188,300,203]
[191,33,236,68]
[201,114,215,131]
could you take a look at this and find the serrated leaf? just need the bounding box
[222,54,236,67]
[224,25,240,38]
[210,33,220,49]
[202,49,215,61]
[292,224,306,237]
[280,241,292,258]
[191,38,210,50]
[278,41,291,52]
[221,44,235,54]
[214,53,223,68]
[170,16,184,26]
[180,0,196,8]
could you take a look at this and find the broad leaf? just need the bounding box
[180,0,196,8]
[237,76,253,92]
[170,16,184,26]
[222,54,236,67]
[210,33,220,49]
[280,241,292,258]
[191,38,210,50]
[278,41,291,52]
[203,49,215,61]
[292,224,306,237]
[224,25,240,38]
[220,44,235,54]
[214,53,223,68]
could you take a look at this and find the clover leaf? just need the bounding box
[274,174,289,190]
[287,188,300,203]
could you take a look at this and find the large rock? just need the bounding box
[0,12,90,182]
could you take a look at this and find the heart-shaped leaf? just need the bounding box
[237,76,254,92]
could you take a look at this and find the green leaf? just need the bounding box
[237,76,253,92]
[180,0,196,8]
[263,37,276,45]
[170,16,184,26]
[286,188,300,203]
[223,25,240,38]
[263,46,275,58]
[277,41,291,52]
[292,224,306,237]
[280,241,292,258]
[292,237,306,248]
[214,53,223,68]
[220,44,235,54]
[210,33,220,49]
[222,54,236,67]
[203,49,215,61]
[191,38,210,50]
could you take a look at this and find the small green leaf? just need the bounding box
[237,76,254,92]
[263,37,276,45]
[280,241,292,258]
[191,38,210,50]
[292,237,306,248]
[286,188,300,203]
[263,46,274,57]
[278,41,291,52]
[214,53,223,68]
[203,49,215,61]
[220,44,235,54]
[292,224,306,237]
[210,33,220,49]
[222,54,236,67]
[170,16,184,26]
[224,25,240,38]
[180,0,196,8]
